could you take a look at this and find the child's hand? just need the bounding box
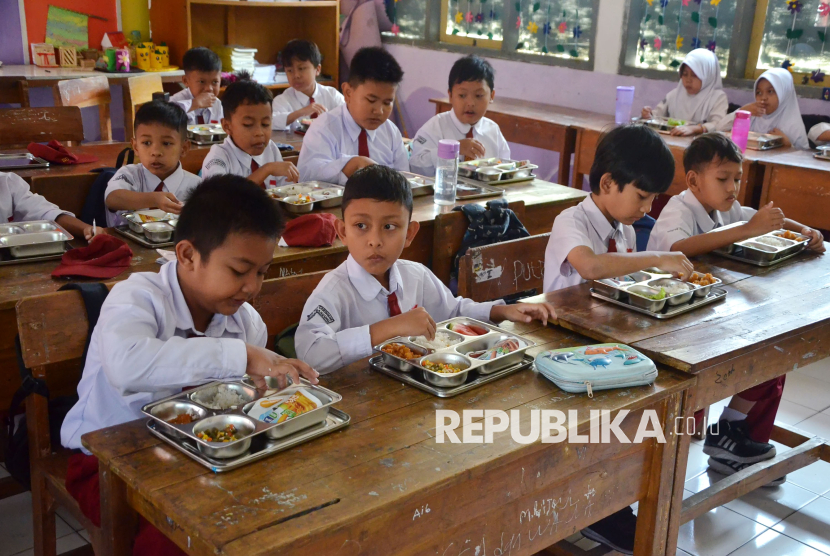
[738,102,765,117]
[390,306,437,340]
[769,128,791,147]
[193,92,217,110]
[245,344,319,390]
[152,192,183,214]
[301,103,327,118]
[343,156,376,177]
[670,125,700,136]
[641,107,653,119]
[459,138,486,160]
[491,302,557,325]
[747,202,785,236]
[82,224,95,241]
[802,227,826,253]
[655,252,694,281]
[266,161,300,183]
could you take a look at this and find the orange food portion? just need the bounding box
[777,230,802,241]
[382,343,420,360]
[690,273,717,286]
[167,413,195,425]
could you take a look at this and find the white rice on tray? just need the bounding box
[200,386,248,409]
[660,282,692,296]
[411,332,462,350]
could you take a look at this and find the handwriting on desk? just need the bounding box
[714,365,735,385]
[279,267,302,277]
[513,260,544,289]
[413,503,431,520]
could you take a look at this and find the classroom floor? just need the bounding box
[1,359,830,556]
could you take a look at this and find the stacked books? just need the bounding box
[211,45,257,74]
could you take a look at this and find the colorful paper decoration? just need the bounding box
[135,45,151,70]
[116,49,131,72]
[101,32,128,50]
[150,49,164,70]
[157,44,170,67]
[45,6,89,50]
[30,43,58,67]
[57,47,78,67]
[105,48,118,71]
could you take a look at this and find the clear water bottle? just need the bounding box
[731,110,751,153]
[434,139,460,206]
[615,86,635,125]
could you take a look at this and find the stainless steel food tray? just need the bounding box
[455,179,506,199]
[637,117,694,134]
[113,225,175,248]
[147,408,350,472]
[0,220,73,258]
[592,268,720,311]
[268,182,344,213]
[142,379,343,461]
[0,246,69,266]
[590,287,727,319]
[458,157,537,186]
[374,317,535,388]
[712,226,810,267]
[0,153,50,170]
[746,132,784,151]
[400,171,435,197]
[187,124,226,146]
[369,354,534,397]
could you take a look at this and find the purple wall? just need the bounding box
[0,0,25,65]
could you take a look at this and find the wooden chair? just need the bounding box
[0,78,30,107]
[458,233,549,302]
[30,174,98,219]
[0,107,84,149]
[123,74,164,142]
[53,76,112,142]
[431,201,525,285]
[15,270,329,555]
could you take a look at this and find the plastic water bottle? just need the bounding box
[731,110,751,153]
[434,139,460,206]
[615,86,635,125]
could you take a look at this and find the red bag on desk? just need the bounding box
[52,235,133,279]
[281,213,337,247]
[27,140,98,165]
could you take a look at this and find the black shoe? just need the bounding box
[703,419,776,463]
[580,507,636,555]
[708,456,786,487]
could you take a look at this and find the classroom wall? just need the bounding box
[0,0,26,64]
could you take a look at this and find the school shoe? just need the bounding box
[580,506,636,555]
[708,456,786,487]
[703,419,776,463]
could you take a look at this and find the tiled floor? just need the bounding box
[2,358,830,555]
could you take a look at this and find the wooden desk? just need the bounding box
[0,65,185,86]
[757,149,830,230]
[83,323,694,556]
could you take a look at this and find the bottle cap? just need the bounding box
[437,139,460,159]
[735,110,751,120]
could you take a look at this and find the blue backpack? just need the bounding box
[79,148,134,225]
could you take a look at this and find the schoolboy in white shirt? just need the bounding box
[0,172,93,239]
[62,175,318,554]
[271,40,344,131]
[647,133,824,255]
[201,77,299,189]
[295,165,555,374]
[170,47,223,125]
[410,55,510,177]
[105,101,201,227]
[297,47,409,186]
[543,125,693,293]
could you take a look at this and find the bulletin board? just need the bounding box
[26,0,117,53]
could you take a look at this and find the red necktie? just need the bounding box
[608,238,617,253]
[358,128,370,158]
[197,114,205,125]
[309,96,318,119]
[154,181,165,193]
[251,159,259,172]
[387,292,402,317]
[466,127,474,139]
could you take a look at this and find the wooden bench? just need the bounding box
[53,76,113,143]
[458,233,549,302]
[0,78,30,107]
[0,107,84,149]
[124,74,164,142]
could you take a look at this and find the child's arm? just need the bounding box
[55,214,93,241]
[105,189,183,214]
[669,202,784,257]
[783,217,826,252]
[294,293,370,374]
[285,104,326,126]
[298,128,365,186]
[391,130,411,174]
[808,122,830,145]
[368,307,437,346]
[249,161,299,186]
[201,148,231,179]
[567,246,694,280]
[409,124,439,177]
[6,173,91,235]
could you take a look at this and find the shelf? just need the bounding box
[189,0,338,7]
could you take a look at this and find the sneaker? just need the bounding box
[708,456,786,487]
[580,506,636,555]
[703,419,776,463]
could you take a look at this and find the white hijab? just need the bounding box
[751,69,809,150]
[665,49,726,124]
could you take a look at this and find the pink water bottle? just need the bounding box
[731,110,751,153]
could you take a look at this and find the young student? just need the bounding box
[201,77,299,189]
[543,125,694,294]
[62,175,318,555]
[295,165,555,374]
[1,172,93,240]
[170,47,223,125]
[271,40,344,131]
[717,68,809,149]
[105,100,201,227]
[808,121,830,147]
[297,47,409,186]
[409,55,510,176]
[641,48,728,136]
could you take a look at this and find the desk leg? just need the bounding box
[664,388,695,556]
[99,462,138,556]
[633,389,686,556]
[122,84,135,143]
[558,128,576,187]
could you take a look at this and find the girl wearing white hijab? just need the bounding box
[718,68,810,150]
[642,49,728,136]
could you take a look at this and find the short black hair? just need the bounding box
[348,47,404,87]
[589,125,675,195]
[221,76,273,117]
[448,55,495,91]
[182,47,222,74]
[134,100,187,138]
[684,132,743,174]
[176,175,285,259]
[282,39,322,68]
[342,165,413,217]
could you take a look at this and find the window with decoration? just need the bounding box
[441,0,505,48]
[514,0,593,60]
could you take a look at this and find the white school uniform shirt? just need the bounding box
[104,163,201,227]
[295,255,504,375]
[808,122,830,146]
[297,104,410,185]
[201,137,287,189]
[543,195,637,293]
[61,261,267,453]
[0,171,72,223]
[169,88,224,125]
[409,111,511,177]
[647,190,758,252]
[271,83,345,131]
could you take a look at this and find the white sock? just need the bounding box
[719,407,747,422]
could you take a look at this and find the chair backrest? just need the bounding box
[181,147,210,175]
[250,271,329,345]
[0,78,30,107]
[457,233,549,302]
[432,200,525,285]
[30,173,98,219]
[0,107,85,149]
[54,76,112,141]
[124,74,164,142]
